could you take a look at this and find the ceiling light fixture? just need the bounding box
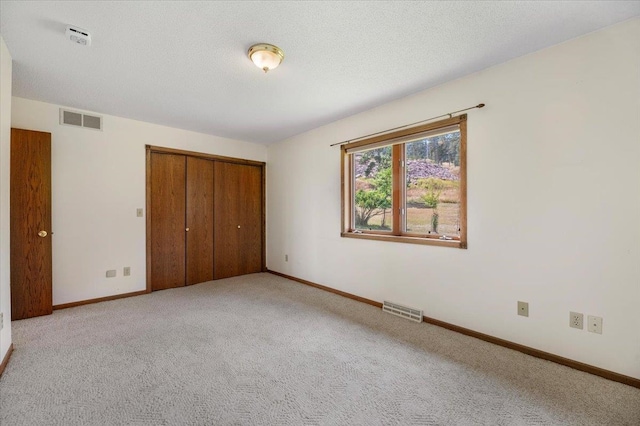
[248,43,284,73]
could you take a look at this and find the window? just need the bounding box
[341,115,467,248]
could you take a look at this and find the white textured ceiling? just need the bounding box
[1,1,639,144]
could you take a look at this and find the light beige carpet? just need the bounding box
[1,273,638,425]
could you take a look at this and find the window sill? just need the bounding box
[341,231,467,249]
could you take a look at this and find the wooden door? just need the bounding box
[150,153,186,290]
[186,157,214,285]
[214,162,263,279]
[10,128,53,320]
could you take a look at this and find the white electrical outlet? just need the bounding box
[570,312,583,329]
[136,208,143,217]
[0,312,3,331]
[123,267,131,276]
[285,254,288,262]
[106,270,116,278]
[517,301,529,317]
[587,315,603,334]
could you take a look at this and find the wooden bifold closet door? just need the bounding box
[185,156,214,285]
[149,153,187,291]
[147,147,264,292]
[214,162,263,279]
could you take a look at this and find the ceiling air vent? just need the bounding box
[59,109,103,131]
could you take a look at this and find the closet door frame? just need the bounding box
[145,145,266,293]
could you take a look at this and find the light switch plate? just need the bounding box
[136,208,143,217]
[123,267,131,276]
[106,270,116,278]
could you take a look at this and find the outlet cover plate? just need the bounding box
[123,267,131,276]
[587,315,603,334]
[106,269,116,278]
[517,301,529,317]
[570,312,583,329]
[0,312,3,331]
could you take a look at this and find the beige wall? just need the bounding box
[266,19,640,378]
[0,37,13,362]
[11,97,267,305]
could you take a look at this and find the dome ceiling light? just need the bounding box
[248,43,284,73]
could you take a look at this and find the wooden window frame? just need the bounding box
[341,115,467,249]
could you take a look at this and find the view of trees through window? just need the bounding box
[353,146,393,230]
[353,130,460,236]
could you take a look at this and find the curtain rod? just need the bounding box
[329,103,485,147]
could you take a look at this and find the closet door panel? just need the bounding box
[239,164,263,274]
[186,157,214,285]
[214,162,263,279]
[150,153,186,290]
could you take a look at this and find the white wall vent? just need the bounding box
[59,109,103,131]
[382,301,423,322]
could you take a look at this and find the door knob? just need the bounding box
[185,228,190,232]
[38,230,48,237]
[237,225,241,229]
